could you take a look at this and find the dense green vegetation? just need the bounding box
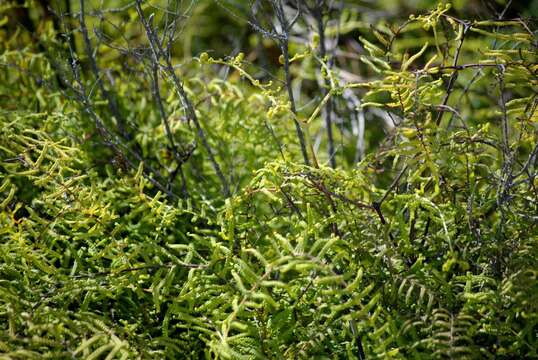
[0,0,537,358]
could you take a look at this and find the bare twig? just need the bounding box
[79,0,130,140]
[308,0,336,168]
[149,63,189,197]
[435,22,470,126]
[135,0,230,197]
[379,165,408,206]
[250,0,311,166]
[55,18,180,199]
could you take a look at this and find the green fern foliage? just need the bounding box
[1,1,537,359]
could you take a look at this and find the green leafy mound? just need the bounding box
[1,1,537,359]
[2,109,537,357]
